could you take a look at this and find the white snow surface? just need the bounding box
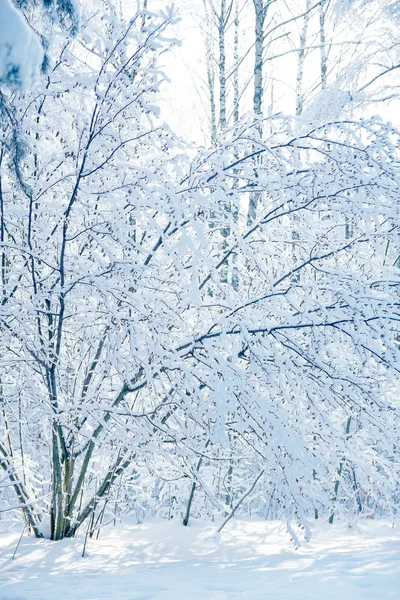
[0,0,43,88]
[0,519,399,599]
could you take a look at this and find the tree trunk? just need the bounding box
[218,0,228,130]
[295,0,311,116]
[319,0,328,89]
[233,0,240,125]
[329,416,352,524]
[202,0,217,143]
[253,0,266,122]
[248,0,268,225]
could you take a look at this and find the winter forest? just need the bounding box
[0,0,399,598]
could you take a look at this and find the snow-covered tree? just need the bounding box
[0,0,43,88]
[0,1,399,541]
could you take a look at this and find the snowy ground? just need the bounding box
[0,518,399,599]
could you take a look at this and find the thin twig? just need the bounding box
[12,525,26,560]
[217,470,264,533]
